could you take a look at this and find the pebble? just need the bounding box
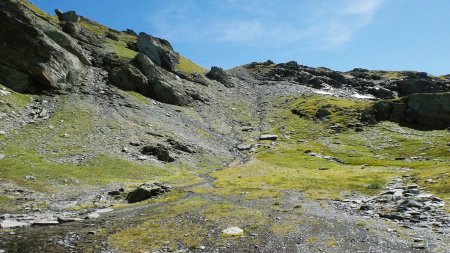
[222,227,244,236]
[24,175,36,181]
[137,155,147,161]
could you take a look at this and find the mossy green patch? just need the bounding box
[121,90,151,105]
[289,94,372,127]
[79,20,109,36]
[105,38,138,60]
[0,145,169,192]
[176,55,206,75]
[0,84,34,113]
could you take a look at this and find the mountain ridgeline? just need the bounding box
[0,1,449,252]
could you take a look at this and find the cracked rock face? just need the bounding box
[0,0,89,93]
[136,32,178,72]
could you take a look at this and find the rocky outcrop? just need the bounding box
[372,92,450,129]
[246,61,449,99]
[136,32,179,72]
[62,21,105,48]
[206,66,233,87]
[109,53,194,106]
[0,0,87,93]
[394,78,448,96]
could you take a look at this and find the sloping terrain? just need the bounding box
[0,1,449,252]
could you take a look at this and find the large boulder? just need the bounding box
[373,93,450,129]
[109,53,193,106]
[136,32,178,72]
[206,66,234,87]
[109,63,148,92]
[126,182,172,203]
[0,0,87,93]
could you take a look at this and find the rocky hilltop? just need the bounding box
[0,1,449,252]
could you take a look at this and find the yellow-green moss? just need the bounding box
[19,0,59,24]
[122,90,151,105]
[105,39,138,60]
[0,84,34,113]
[176,55,206,75]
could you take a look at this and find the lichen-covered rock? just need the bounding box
[136,32,179,72]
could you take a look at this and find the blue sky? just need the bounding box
[31,0,450,75]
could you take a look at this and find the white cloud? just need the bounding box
[147,0,384,50]
[343,0,384,15]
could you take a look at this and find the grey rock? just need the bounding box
[241,126,254,132]
[137,32,178,72]
[123,29,138,36]
[126,182,171,203]
[392,190,403,200]
[206,66,234,88]
[109,63,148,93]
[259,134,278,141]
[368,87,395,99]
[110,53,193,106]
[55,9,80,22]
[141,144,174,162]
[32,220,59,226]
[236,144,252,151]
[315,107,331,118]
[373,93,450,129]
[25,175,36,181]
[106,32,120,41]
